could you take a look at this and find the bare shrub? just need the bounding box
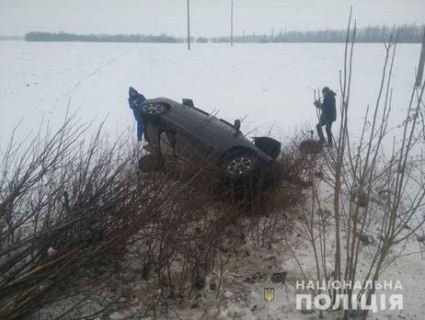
[0,116,146,318]
[288,11,425,320]
[1,116,302,318]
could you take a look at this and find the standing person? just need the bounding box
[315,86,337,147]
[128,87,146,141]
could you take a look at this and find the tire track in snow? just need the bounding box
[72,48,134,89]
[0,46,129,105]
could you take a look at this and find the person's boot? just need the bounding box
[324,139,333,147]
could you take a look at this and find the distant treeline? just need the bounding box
[25,25,424,44]
[214,25,425,43]
[25,32,182,43]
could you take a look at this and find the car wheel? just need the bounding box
[141,103,168,116]
[224,153,257,177]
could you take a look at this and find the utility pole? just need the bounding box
[230,0,234,46]
[187,0,191,50]
[415,27,425,87]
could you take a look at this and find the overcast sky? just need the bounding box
[0,0,424,37]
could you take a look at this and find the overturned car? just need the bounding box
[138,98,281,189]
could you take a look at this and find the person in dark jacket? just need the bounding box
[315,86,337,146]
[128,87,146,141]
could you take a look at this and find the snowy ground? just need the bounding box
[0,41,421,149]
[1,41,424,319]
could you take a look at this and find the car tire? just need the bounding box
[222,152,257,178]
[140,103,169,117]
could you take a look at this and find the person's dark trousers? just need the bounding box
[316,117,333,145]
[132,108,144,141]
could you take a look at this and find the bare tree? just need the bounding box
[290,12,425,320]
[415,27,425,87]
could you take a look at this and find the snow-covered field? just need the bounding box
[0,41,421,149]
[1,41,424,319]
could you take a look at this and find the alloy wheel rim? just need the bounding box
[143,104,165,114]
[227,157,252,175]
